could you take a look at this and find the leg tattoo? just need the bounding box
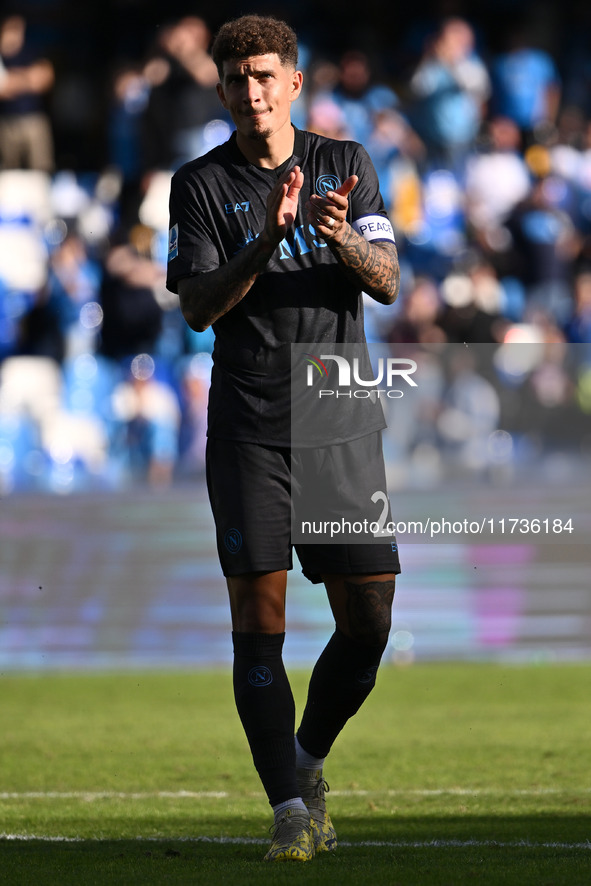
[344,578,395,648]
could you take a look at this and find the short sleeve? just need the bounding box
[166,168,221,294]
[349,145,395,244]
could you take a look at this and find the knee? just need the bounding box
[228,572,286,634]
[232,599,285,634]
[347,621,391,653]
[336,610,392,652]
[334,575,395,651]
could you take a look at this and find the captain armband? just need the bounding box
[352,214,396,244]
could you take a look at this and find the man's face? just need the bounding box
[217,53,303,142]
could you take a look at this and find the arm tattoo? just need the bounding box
[330,230,400,305]
[344,578,396,646]
[178,236,275,331]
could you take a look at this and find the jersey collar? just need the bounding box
[227,126,306,175]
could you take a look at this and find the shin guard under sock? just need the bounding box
[297,627,386,759]
[232,631,299,807]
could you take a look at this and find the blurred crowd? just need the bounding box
[0,5,590,494]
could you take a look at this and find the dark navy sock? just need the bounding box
[232,631,299,807]
[297,627,386,759]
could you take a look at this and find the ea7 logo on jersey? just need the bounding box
[225,201,250,214]
[167,223,179,261]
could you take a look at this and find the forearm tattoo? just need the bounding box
[331,231,400,304]
[344,578,396,646]
[179,236,274,331]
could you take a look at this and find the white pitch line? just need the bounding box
[0,791,229,800]
[332,788,591,797]
[0,834,590,850]
[345,839,591,850]
[1,788,589,800]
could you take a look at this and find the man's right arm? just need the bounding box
[176,165,304,332]
[177,234,275,332]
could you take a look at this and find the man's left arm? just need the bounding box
[306,174,400,305]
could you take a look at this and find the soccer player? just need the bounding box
[166,14,401,862]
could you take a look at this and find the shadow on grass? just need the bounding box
[0,815,589,886]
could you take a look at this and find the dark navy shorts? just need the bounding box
[206,435,401,583]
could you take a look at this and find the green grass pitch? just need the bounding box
[1,663,590,885]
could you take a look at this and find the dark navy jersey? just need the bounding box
[167,127,394,445]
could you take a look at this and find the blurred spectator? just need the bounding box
[111,353,181,487]
[108,63,150,182]
[99,225,165,363]
[547,111,591,255]
[142,16,230,171]
[490,22,561,144]
[0,14,54,171]
[177,353,211,476]
[566,270,591,350]
[408,17,490,172]
[307,96,349,140]
[47,232,102,359]
[577,120,591,253]
[0,352,108,493]
[505,173,580,325]
[388,275,446,344]
[327,50,399,146]
[0,166,52,358]
[554,105,588,153]
[560,2,591,118]
[17,286,64,363]
[304,57,340,108]
[437,348,501,473]
[107,63,150,222]
[400,167,467,280]
[464,116,531,245]
[366,108,425,212]
[508,321,582,450]
[438,259,506,343]
[389,159,423,240]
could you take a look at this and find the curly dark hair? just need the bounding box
[211,15,298,77]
